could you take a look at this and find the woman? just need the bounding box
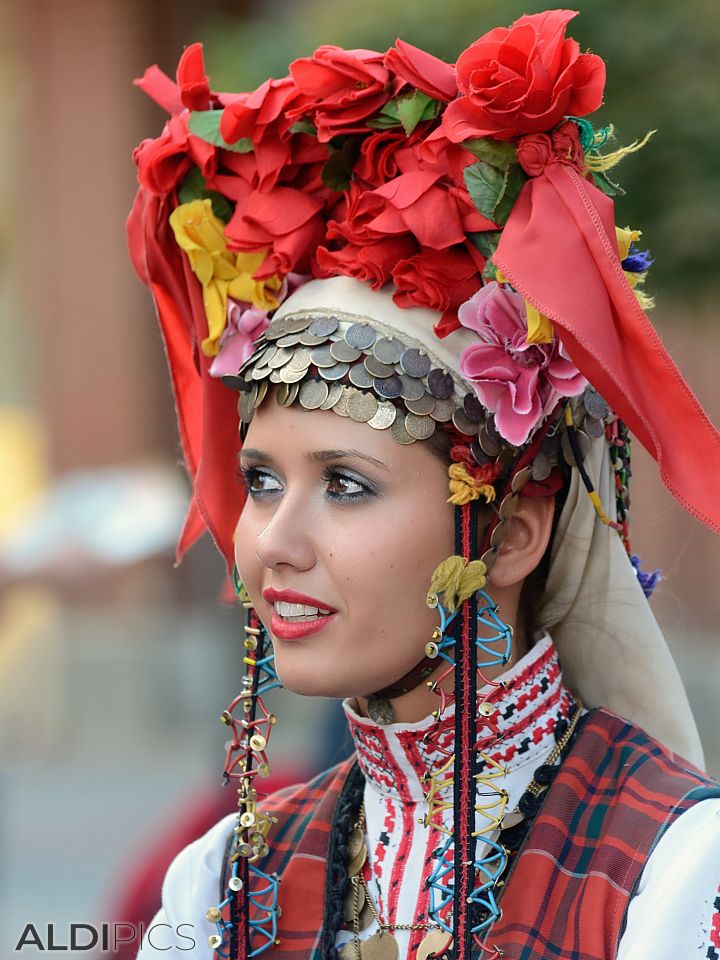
[127,10,720,959]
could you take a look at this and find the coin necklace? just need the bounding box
[339,804,451,960]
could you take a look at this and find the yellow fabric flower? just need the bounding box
[492,269,553,344]
[427,555,488,612]
[447,462,496,506]
[169,199,283,356]
[615,225,641,262]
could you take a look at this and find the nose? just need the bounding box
[253,490,317,573]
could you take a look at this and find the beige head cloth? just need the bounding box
[274,276,705,769]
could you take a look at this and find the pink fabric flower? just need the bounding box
[458,281,586,445]
[209,272,310,378]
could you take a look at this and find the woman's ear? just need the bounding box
[487,496,555,589]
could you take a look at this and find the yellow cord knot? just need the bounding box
[427,555,488,612]
[447,462,496,506]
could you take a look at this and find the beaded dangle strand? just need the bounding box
[206,568,282,959]
[421,498,514,960]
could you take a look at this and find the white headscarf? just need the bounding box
[275,276,705,769]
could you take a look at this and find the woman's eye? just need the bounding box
[238,467,282,495]
[325,472,366,498]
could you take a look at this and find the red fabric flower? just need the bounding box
[362,170,467,249]
[133,114,216,195]
[176,42,211,111]
[516,120,584,176]
[286,45,400,142]
[384,38,457,102]
[442,9,605,142]
[314,234,417,288]
[392,245,481,330]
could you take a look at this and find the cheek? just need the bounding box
[233,509,262,593]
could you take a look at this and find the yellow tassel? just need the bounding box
[525,302,554,344]
[427,555,488,612]
[447,462,496,506]
[585,129,656,173]
[615,225,642,262]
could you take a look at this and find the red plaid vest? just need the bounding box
[225,709,719,959]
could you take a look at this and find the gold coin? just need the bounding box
[347,842,367,877]
[417,930,453,960]
[320,381,344,409]
[347,391,379,423]
[267,346,293,369]
[342,882,365,923]
[299,379,329,410]
[254,378,269,408]
[332,385,354,417]
[360,931,399,959]
[281,315,313,334]
[452,408,479,436]
[347,826,365,859]
[284,347,313,371]
[390,416,415,444]
[404,393,436,416]
[366,401,397,430]
[237,391,255,422]
[281,365,308,384]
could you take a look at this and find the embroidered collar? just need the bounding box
[342,634,574,803]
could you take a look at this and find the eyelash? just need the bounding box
[237,465,374,502]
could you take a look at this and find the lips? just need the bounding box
[262,586,338,641]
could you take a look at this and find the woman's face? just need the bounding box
[234,387,455,699]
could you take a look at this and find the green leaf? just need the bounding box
[177,166,234,223]
[395,90,441,136]
[593,168,626,198]
[467,230,502,259]
[482,259,499,282]
[289,120,317,136]
[367,114,403,131]
[463,161,506,222]
[493,163,526,227]
[321,137,362,192]
[188,110,254,153]
[461,138,517,170]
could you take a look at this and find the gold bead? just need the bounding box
[425,641,439,658]
[243,637,258,651]
[205,907,222,923]
[249,733,267,751]
[208,934,223,949]
[220,711,232,725]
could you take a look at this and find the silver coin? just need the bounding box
[269,369,283,383]
[367,401,397,430]
[299,379,329,410]
[429,398,455,422]
[584,414,605,439]
[257,343,277,366]
[275,382,290,405]
[264,321,290,340]
[511,465,534,493]
[237,391,255,422]
[310,344,337,367]
[390,416,415,444]
[254,378,269,408]
[364,355,395,378]
[347,392,379,423]
[399,348,432,378]
[221,374,249,391]
[532,451,553,481]
[374,374,403,399]
[452,409,479,436]
[485,417,502,444]
[320,382,344,409]
[583,387,611,420]
[479,427,502,457]
[320,362,350,381]
[279,381,301,406]
[405,412,436,440]
[267,347,293,369]
[275,332,304,348]
[282,315,313,334]
[284,347,313,371]
[470,440,493,465]
[345,322,377,349]
[463,392,485,423]
[282,366,308,384]
[399,374,425,401]
[404,393,436,416]
[308,315,339,337]
[251,364,274,381]
[373,336,405,364]
[330,341,362,363]
[297,331,328,346]
[349,364,375,389]
[561,429,591,467]
[427,368,454,400]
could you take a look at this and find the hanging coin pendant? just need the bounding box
[361,931,399,959]
[417,930,453,960]
[358,897,374,930]
[366,695,394,725]
[347,842,367,877]
[348,825,365,859]
[342,882,364,924]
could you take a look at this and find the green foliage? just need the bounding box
[177,167,234,222]
[188,110,253,152]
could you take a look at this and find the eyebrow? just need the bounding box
[239,447,389,472]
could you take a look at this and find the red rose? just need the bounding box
[176,42,211,111]
[516,120,584,176]
[314,234,417,289]
[224,186,326,277]
[392,246,481,330]
[353,130,407,188]
[442,9,605,142]
[362,170,467,249]
[286,46,401,142]
[384,38,457,102]
[133,114,216,195]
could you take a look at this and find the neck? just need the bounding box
[354,607,529,724]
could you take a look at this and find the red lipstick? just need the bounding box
[262,587,338,641]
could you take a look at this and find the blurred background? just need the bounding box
[0,0,718,955]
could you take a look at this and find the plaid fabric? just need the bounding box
[226,709,719,959]
[490,708,720,960]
